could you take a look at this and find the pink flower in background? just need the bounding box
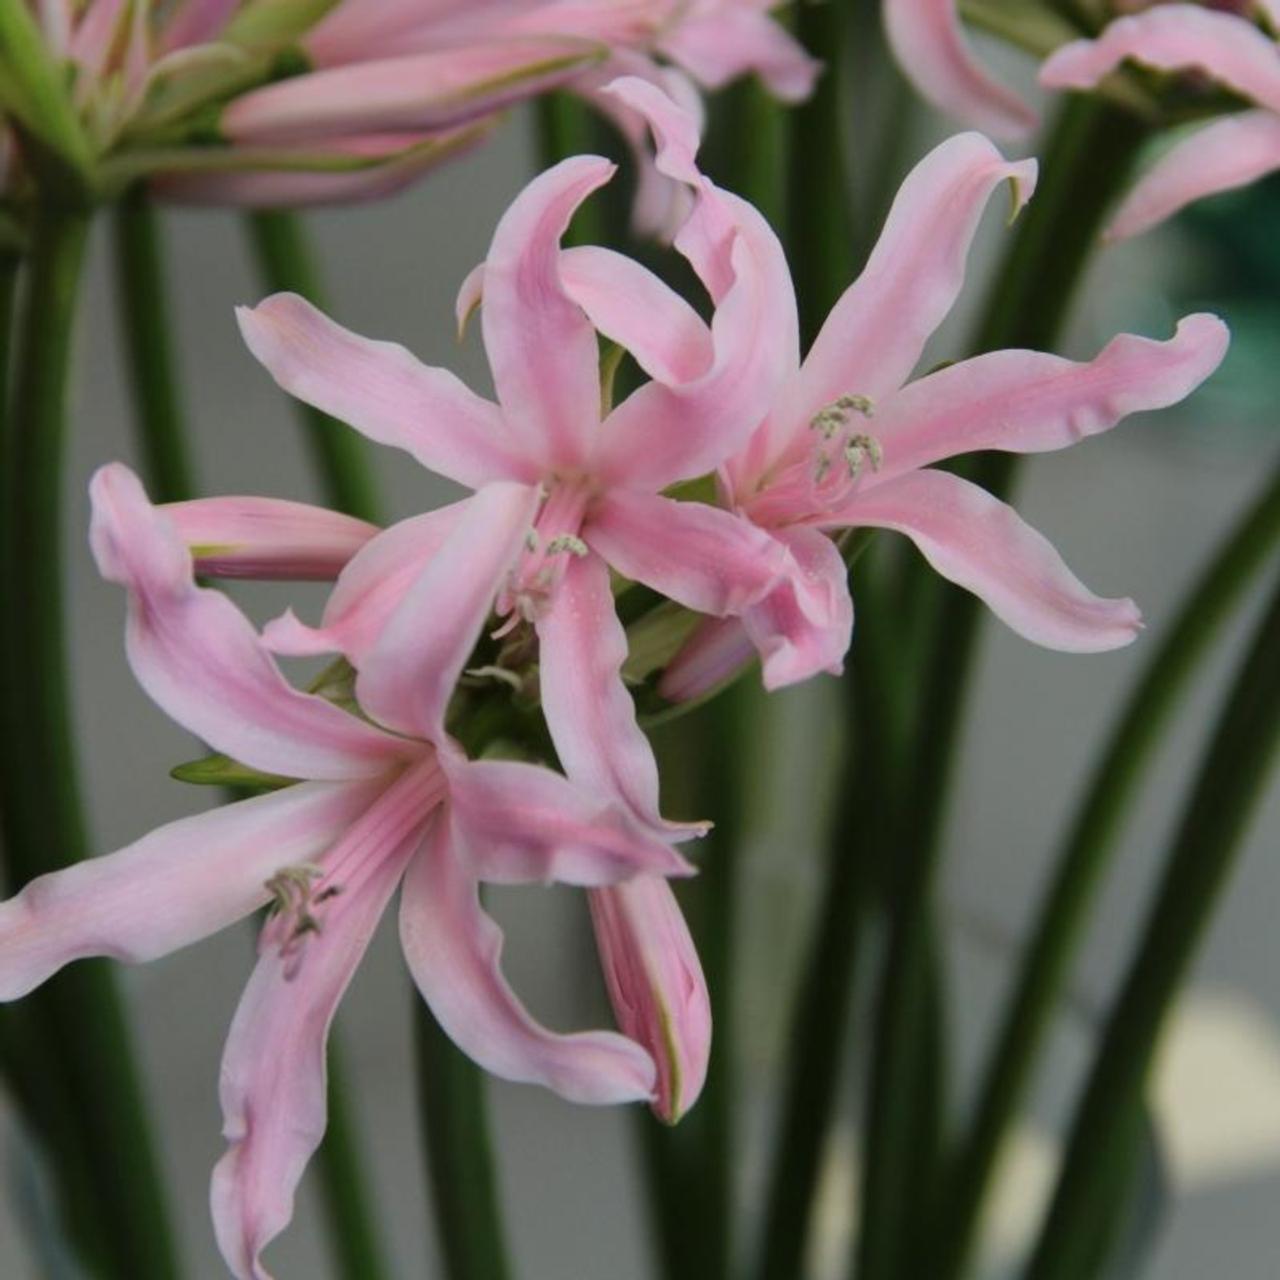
[1040,5,1280,238]
[603,83,1230,699]
[0,464,700,1279]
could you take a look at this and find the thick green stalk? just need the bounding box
[1023,563,1280,1280]
[245,211,381,521]
[931,460,1280,1279]
[415,1001,511,1280]
[0,205,182,1279]
[852,97,1150,1280]
[113,187,198,501]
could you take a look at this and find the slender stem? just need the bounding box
[316,1041,394,1280]
[244,211,382,522]
[414,1000,511,1280]
[1023,563,1280,1280]
[113,186,198,501]
[0,204,182,1279]
[852,96,1150,1280]
[536,94,607,247]
[931,459,1280,1279]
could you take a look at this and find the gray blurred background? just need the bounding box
[1,84,1278,1279]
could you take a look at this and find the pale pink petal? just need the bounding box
[90,464,407,780]
[480,155,612,471]
[586,490,787,615]
[69,0,125,81]
[1040,6,1280,113]
[658,8,821,101]
[759,132,1037,482]
[883,0,1038,138]
[657,615,757,704]
[589,877,710,1123]
[400,819,657,1104]
[537,551,706,838]
[1105,112,1280,240]
[222,37,604,144]
[741,525,854,690]
[442,755,693,885]
[161,0,238,50]
[357,483,541,741]
[211,832,416,1280]
[842,469,1142,652]
[238,293,533,489]
[163,496,376,580]
[263,502,469,663]
[0,781,382,1002]
[857,314,1229,485]
[306,0,520,64]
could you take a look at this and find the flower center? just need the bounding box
[496,477,594,630]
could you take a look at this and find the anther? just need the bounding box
[545,533,588,557]
[843,433,883,479]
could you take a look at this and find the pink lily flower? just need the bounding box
[1039,5,1280,238]
[0,463,699,1279]
[599,81,1230,698]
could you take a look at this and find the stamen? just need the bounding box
[263,862,342,979]
[545,533,588,557]
[843,432,883,479]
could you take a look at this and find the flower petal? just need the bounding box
[658,7,820,101]
[657,615,757,704]
[222,37,604,144]
[0,781,381,1001]
[586,489,788,615]
[1105,112,1280,240]
[1039,6,1280,113]
[588,877,710,1123]
[537,551,706,838]
[237,293,532,489]
[480,155,613,471]
[859,313,1229,485]
[90,465,407,779]
[741,525,854,690]
[163,496,376,580]
[160,0,238,50]
[400,819,657,1104]
[757,132,1036,482]
[883,0,1038,138]
[442,755,693,885]
[842,469,1142,652]
[211,830,415,1280]
[263,502,469,663]
[357,483,540,741]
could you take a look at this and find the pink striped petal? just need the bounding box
[480,155,613,471]
[442,755,693,885]
[858,314,1229,485]
[756,133,1036,483]
[238,293,532,489]
[161,0,238,50]
[1105,111,1280,240]
[222,37,604,144]
[657,615,756,704]
[658,7,820,101]
[741,525,854,690]
[843,469,1142,652]
[586,490,787,615]
[357,483,541,741]
[163,496,376,580]
[263,502,469,663]
[211,831,416,1280]
[883,0,1038,137]
[69,0,126,81]
[537,551,707,838]
[1039,6,1280,113]
[589,877,710,1123]
[89,464,407,780]
[400,819,657,1104]
[0,781,382,1002]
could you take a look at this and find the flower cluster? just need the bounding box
[0,73,1227,1280]
[884,0,1280,237]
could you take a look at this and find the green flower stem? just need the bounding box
[1023,561,1280,1280]
[852,96,1150,1280]
[0,204,182,1279]
[316,1043,394,1280]
[536,94,608,247]
[113,186,198,502]
[931,459,1280,1280]
[415,999,511,1280]
[244,211,382,521]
